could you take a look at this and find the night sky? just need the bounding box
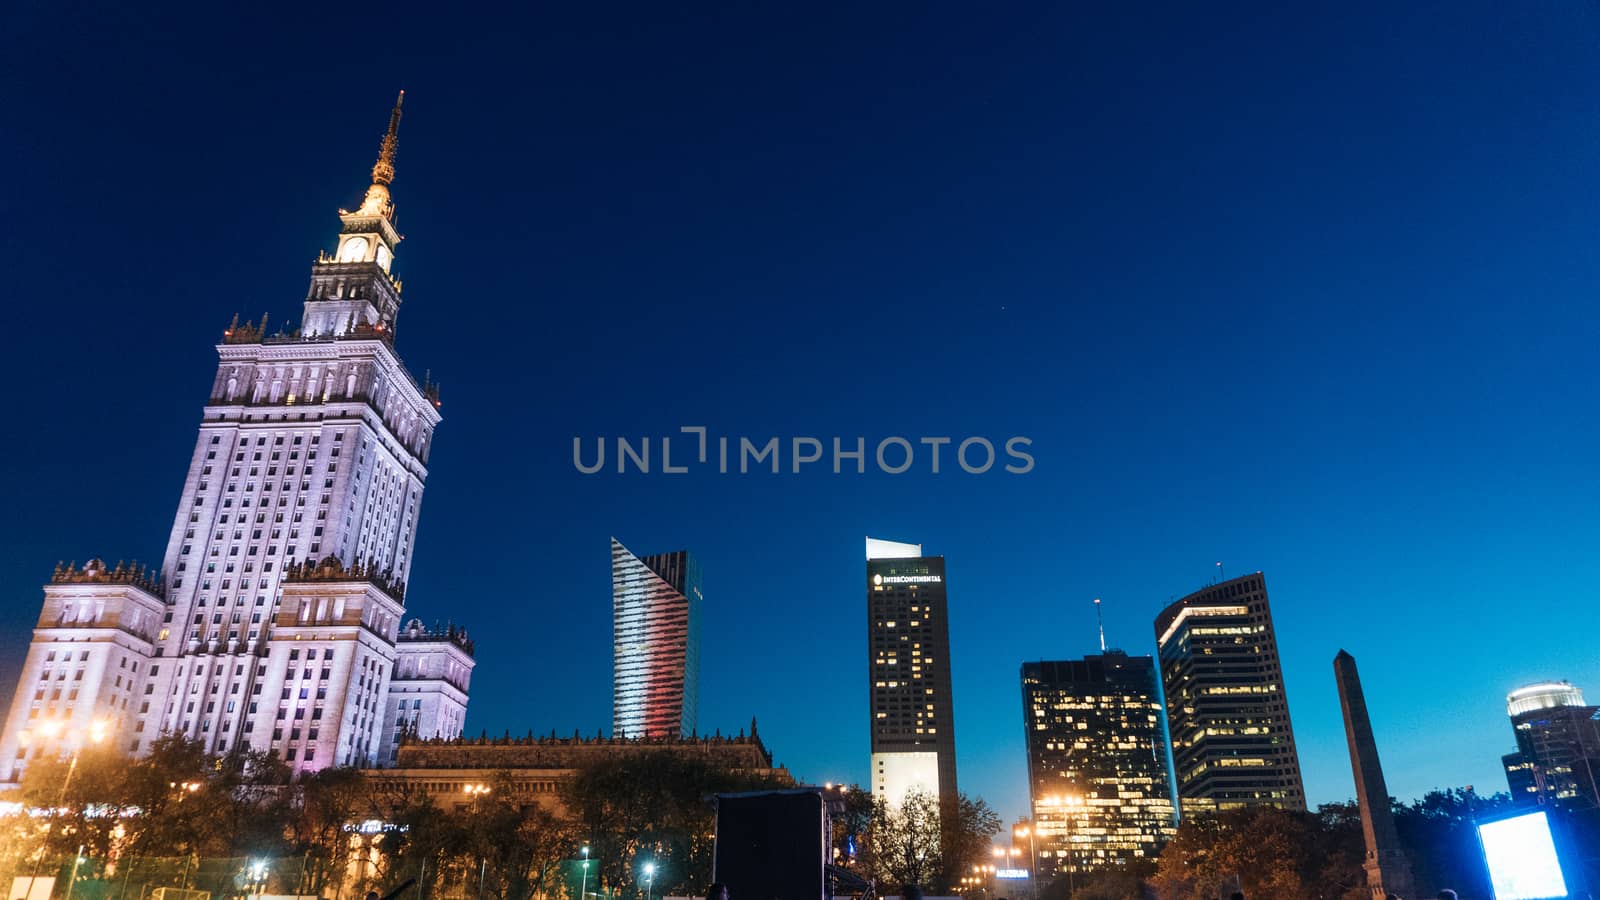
[3,2,1599,827]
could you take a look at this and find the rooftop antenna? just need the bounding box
[1094,597,1107,652]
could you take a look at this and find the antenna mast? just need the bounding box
[1094,597,1106,652]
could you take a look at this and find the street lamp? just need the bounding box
[19,716,109,900]
[1014,824,1038,900]
[579,845,590,900]
[643,862,656,900]
[248,860,268,900]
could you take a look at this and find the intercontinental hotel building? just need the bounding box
[0,94,473,781]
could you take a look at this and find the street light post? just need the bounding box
[1013,825,1037,900]
[579,845,589,900]
[20,718,108,900]
[643,862,655,900]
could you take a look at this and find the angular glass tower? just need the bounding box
[1153,572,1306,811]
[611,538,701,738]
[1021,652,1178,879]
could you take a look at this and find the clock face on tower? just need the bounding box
[338,236,370,263]
[376,244,392,271]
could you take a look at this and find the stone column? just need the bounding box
[1334,650,1417,899]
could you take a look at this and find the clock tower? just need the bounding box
[0,93,469,781]
[303,91,407,339]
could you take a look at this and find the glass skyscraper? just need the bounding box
[1021,652,1177,880]
[611,538,701,738]
[1153,572,1306,811]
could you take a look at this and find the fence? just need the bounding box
[0,856,609,900]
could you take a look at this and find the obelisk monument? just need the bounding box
[1335,650,1417,899]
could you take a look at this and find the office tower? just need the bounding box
[1153,572,1306,811]
[1020,652,1177,880]
[867,537,958,809]
[1500,681,1600,808]
[1334,650,1417,900]
[612,538,701,738]
[0,94,470,780]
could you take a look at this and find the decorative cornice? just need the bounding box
[282,555,406,602]
[50,559,166,599]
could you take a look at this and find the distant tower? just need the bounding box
[867,537,959,810]
[1500,681,1600,808]
[1334,650,1416,900]
[611,538,701,738]
[1153,572,1306,811]
[1020,652,1177,880]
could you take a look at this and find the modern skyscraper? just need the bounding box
[1020,652,1177,880]
[611,538,701,738]
[867,537,958,809]
[1500,681,1600,809]
[1153,572,1305,811]
[0,93,471,780]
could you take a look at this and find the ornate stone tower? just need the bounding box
[1334,650,1417,900]
[0,94,467,781]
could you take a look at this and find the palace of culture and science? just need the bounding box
[0,94,474,782]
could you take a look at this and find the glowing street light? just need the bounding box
[643,861,656,900]
[579,845,590,900]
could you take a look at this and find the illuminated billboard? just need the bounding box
[1478,810,1568,900]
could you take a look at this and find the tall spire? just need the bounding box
[356,91,405,217]
[372,90,404,186]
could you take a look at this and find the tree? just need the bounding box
[562,749,788,898]
[1392,788,1513,899]
[293,766,371,894]
[1150,805,1364,900]
[864,789,943,891]
[17,743,127,866]
[937,793,1002,890]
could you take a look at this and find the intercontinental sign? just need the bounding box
[872,573,943,586]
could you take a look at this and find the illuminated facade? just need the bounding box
[1153,573,1305,810]
[611,539,701,738]
[867,538,958,809]
[378,620,475,766]
[1499,681,1600,808]
[1020,653,1177,879]
[0,94,472,781]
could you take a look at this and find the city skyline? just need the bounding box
[4,0,1599,832]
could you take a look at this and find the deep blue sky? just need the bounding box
[3,2,1599,827]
